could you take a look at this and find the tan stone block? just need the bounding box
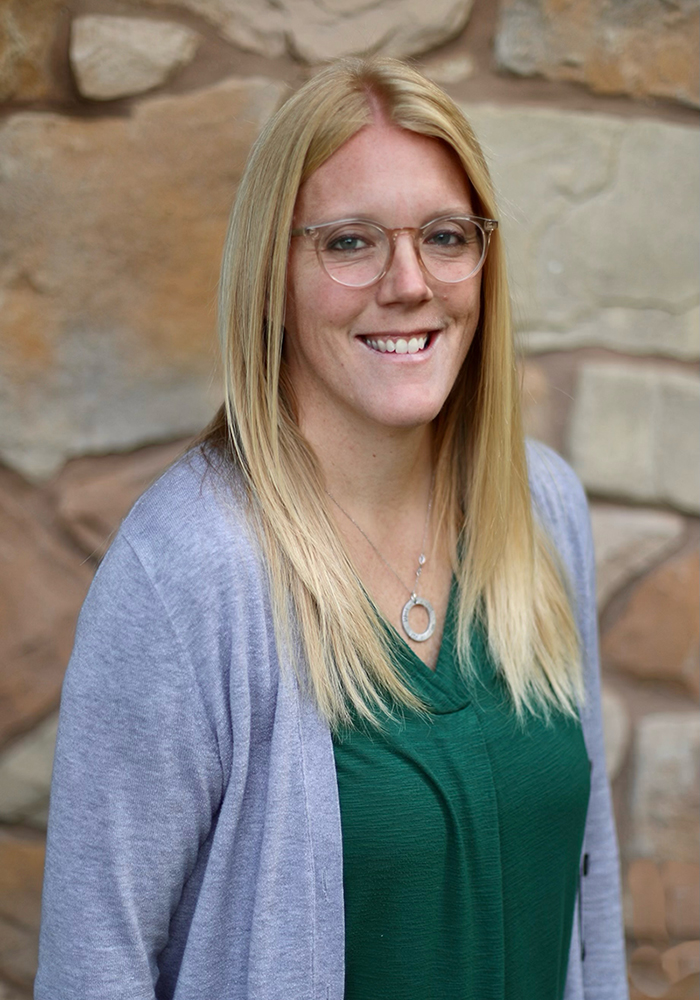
[0,978,31,1000]
[628,859,668,942]
[630,713,700,865]
[590,504,685,610]
[663,863,700,941]
[0,77,285,479]
[662,941,700,985]
[569,365,700,514]
[0,917,37,991]
[519,360,557,449]
[602,552,699,695]
[495,0,700,108]
[601,685,631,782]
[133,0,475,62]
[0,830,44,931]
[49,438,190,560]
[658,375,700,517]
[419,53,476,85]
[0,0,61,101]
[71,15,201,101]
[665,973,700,1000]
[0,714,57,827]
[628,944,671,995]
[0,829,43,989]
[463,105,699,362]
[0,469,92,748]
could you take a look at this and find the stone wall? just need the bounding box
[0,0,698,995]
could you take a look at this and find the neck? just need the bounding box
[300,408,434,516]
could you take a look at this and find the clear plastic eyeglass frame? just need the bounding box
[290,214,499,288]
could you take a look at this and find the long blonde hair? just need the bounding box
[207,56,583,726]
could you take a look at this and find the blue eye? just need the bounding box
[320,222,383,256]
[425,228,467,247]
[327,234,370,253]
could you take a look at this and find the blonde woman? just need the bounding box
[37,58,627,999]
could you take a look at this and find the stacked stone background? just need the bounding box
[0,0,698,994]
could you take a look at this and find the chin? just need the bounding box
[372,402,446,428]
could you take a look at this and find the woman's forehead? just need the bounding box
[294,123,473,224]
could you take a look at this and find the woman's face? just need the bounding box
[284,122,482,437]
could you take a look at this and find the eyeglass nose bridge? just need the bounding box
[377,225,427,283]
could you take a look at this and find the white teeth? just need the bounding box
[364,335,429,353]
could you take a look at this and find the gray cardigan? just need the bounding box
[36,441,628,1000]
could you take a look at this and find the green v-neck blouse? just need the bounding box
[332,585,591,1000]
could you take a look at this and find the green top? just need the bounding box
[332,585,590,1000]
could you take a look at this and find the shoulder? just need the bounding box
[82,447,271,673]
[105,446,264,598]
[526,439,589,536]
[119,447,250,557]
[526,440,593,574]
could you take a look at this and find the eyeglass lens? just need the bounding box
[316,218,487,287]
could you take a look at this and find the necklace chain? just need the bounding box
[326,483,433,597]
[326,476,437,643]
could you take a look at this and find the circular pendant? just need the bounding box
[401,594,436,643]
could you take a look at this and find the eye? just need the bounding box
[320,222,381,256]
[422,219,482,259]
[424,222,474,250]
[424,225,468,248]
[326,233,371,253]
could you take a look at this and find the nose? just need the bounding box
[376,231,433,305]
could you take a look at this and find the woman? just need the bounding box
[36,58,627,999]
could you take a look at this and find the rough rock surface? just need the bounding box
[590,504,685,609]
[495,0,700,108]
[0,981,28,999]
[601,686,631,782]
[602,552,700,697]
[568,364,700,513]
[0,0,61,101]
[627,858,668,940]
[0,468,91,748]
[0,714,57,829]
[631,712,700,865]
[663,862,700,940]
[0,77,285,480]
[132,0,475,62]
[419,53,476,85]
[0,829,44,992]
[462,105,699,361]
[50,438,191,560]
[518,360,559,451]
[71,15,201,101]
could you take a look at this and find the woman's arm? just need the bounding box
[35,532,224,999]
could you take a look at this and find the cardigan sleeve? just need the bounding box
[526,441,629,1000]
[35,532,225,1000]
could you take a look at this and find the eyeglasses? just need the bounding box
[290,214,498,288]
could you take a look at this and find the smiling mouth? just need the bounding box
[361,333,432,355]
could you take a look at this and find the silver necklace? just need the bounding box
[327,479,436,643]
